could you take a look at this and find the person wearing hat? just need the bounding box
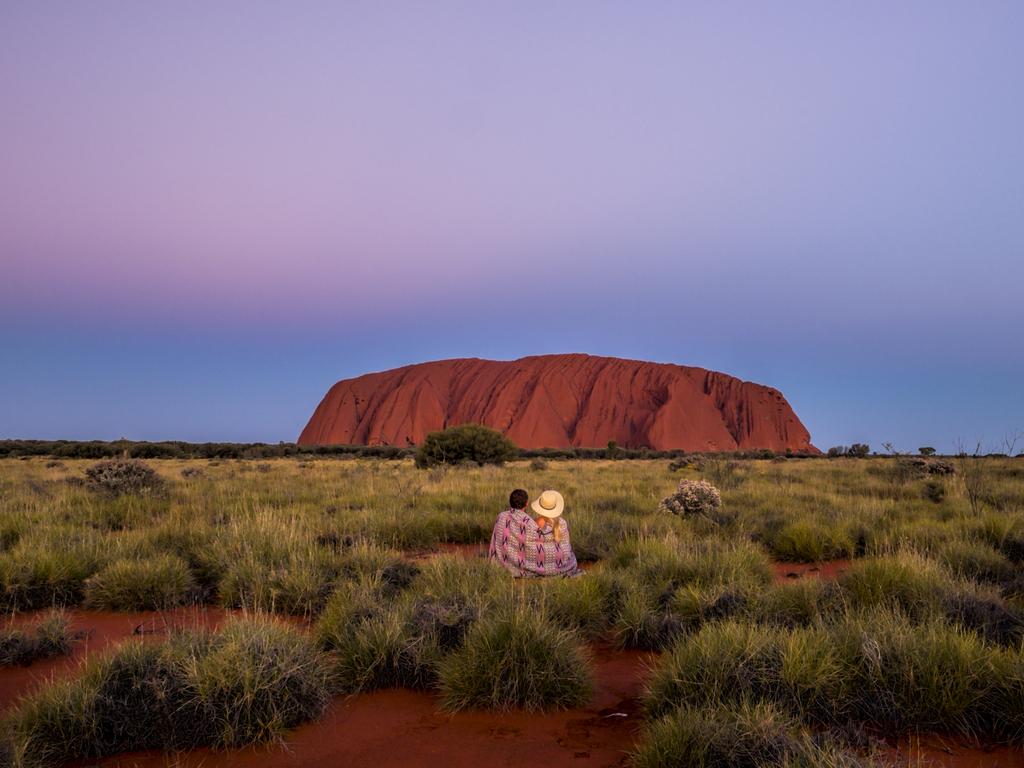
[488,488,581,578]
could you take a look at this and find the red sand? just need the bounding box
[880,734,1024,767]
[0,606,235,713]
[298,353,817,452]
[772,559,851,584]
[69,645,654,768]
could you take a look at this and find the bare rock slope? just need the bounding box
[298,354,816,452]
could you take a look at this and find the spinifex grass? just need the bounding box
[0,610,75,666]
[438,606,593,712]
[4,616,333,767]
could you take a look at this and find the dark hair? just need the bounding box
[509,488,528,510]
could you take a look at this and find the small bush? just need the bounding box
[414,424,517,468]
[84,460,166,496]
[658,479,725,523]
[84,555,194,611]
[922,480,946,503]
[669,454,706,472]
[529,458,549,471]
[703,458,746,490]
[438,609,592,712]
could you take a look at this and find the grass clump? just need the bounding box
[608,537,771,648]
[0,611,75,666]
[633,700,868,768]
[0,540,105,611]
[438,608,592,712]
[644,611,1024,743]
[753,580,846,628]
[769,518,853,562]
[937,539,1015,583]
[5,617,333,766]
[314,577,435,691]
[839,552,952,618]
[83,555,194,611]
[190,618,334,746]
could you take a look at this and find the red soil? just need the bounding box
[880,734,1024,767]
[69,645,654,768]
[0,606,234,713]
[772,559,851,584]
[298,353,817,452]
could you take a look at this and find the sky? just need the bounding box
[1,2,1022,453]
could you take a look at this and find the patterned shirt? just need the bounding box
[488,508,581,578]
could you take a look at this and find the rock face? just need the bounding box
[298,354,817,452]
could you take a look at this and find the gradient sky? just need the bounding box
[2,2,1022,453]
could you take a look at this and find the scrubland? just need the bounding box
[1,454,1023,766]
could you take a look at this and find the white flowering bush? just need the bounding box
[659,479,723,520]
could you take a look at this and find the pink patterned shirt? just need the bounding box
[488,508,581,578]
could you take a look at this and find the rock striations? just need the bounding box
[298,354,816,453]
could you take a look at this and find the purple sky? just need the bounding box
[2,2,1022,453]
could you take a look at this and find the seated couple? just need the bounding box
[488,488,582,578]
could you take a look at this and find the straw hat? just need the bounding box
[531,489,565,519]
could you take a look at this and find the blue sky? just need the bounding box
[2,2,1022,452]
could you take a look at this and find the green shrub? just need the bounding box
[438,608,592,711]
[84,555,194,611]
[414,424,517,468]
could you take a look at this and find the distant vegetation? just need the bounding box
[0,438,827,462]
[414,424,518,468]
